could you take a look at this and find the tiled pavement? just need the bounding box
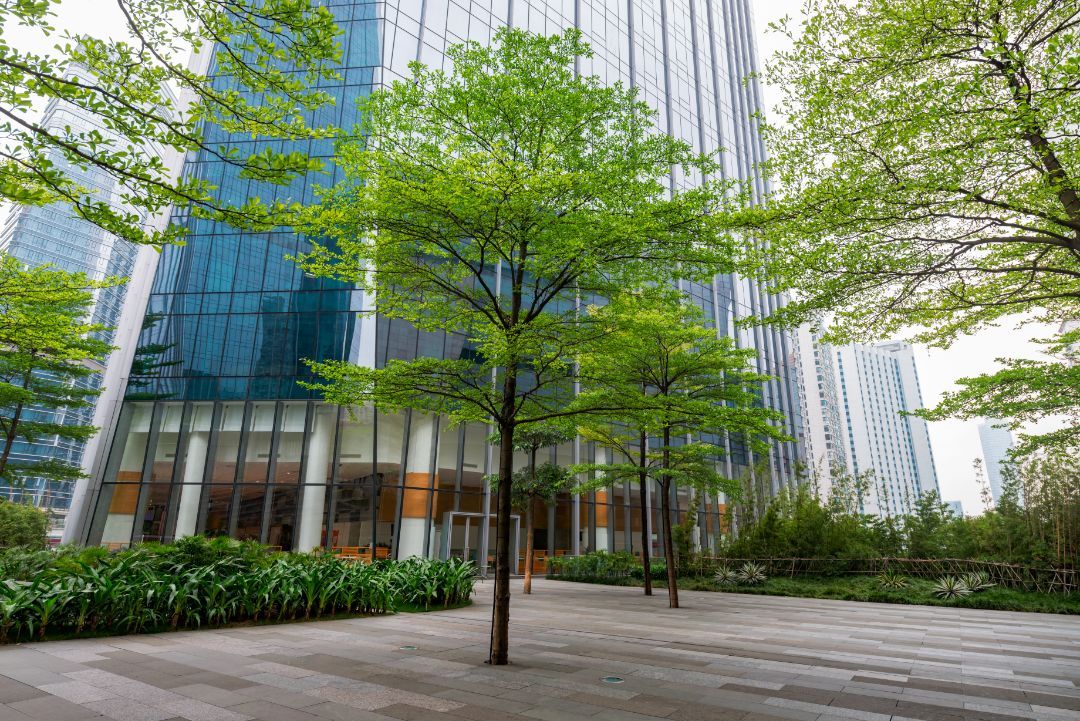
[1,580,1079,721]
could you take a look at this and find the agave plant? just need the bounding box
[963,571,996,593]
[737,562,768,585]
[713,564,739,587]
[876,570,908,589]
[933,576,971,599]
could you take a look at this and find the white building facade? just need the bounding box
[834,342,940,516]
[977,419,1014,504]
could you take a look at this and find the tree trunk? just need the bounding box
[661,426,678,609]
[490,421,515,665]
[638,430,652,596]
[0,397,26,500]
[523,501,534,594]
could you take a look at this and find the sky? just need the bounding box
[10,0,1059,515]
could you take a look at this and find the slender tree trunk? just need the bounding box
[523,447,536,594]
[523,501,534,594]
[638,430,652,596]
[490,419,515,665]
[661,426,678,609]
[1,399,26,500]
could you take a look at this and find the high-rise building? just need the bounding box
[945,499,964,518]
[977,418,1014,504]
[0,64,177,534]
[71,0,806,563]
[834,341,940,516]
[795,326,851,494]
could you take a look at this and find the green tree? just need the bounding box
[0,254,112,498]
[297,29,727,664]
[0,498,48,548]
[732,0,1080,452]
[1,0,342,245]
[575,290,786,608]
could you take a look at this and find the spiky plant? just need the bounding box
[737,562,768,586]
[962,571,995,593]
[876,570,909,589]
[714,564,739,587]
[933,576,971,600]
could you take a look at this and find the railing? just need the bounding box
[686,557,1078,595]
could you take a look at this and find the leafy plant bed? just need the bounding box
[550,574,1080,614]
[0,536,477,644]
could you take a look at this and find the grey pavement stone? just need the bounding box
[0,580,1078,721]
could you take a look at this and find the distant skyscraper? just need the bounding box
[834,341,940,516]
[0,63,176,533]
[795,326,851,494]
[977,419,1014,504]
[945,499,964,517]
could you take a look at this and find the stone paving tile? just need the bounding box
[3,580,1080,720]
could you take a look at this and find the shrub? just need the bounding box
[548,551,638,581]
[875,570,908,589]
[0,499,48,549]
[962,570,996,592]
[0,540,476,644]
[737,562,767,585]
[714,564,739,586]
[932,576,971,599]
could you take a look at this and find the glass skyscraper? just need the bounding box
[74,0,805,565]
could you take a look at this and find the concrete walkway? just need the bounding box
[1,579,1078,721]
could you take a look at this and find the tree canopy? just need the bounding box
[732,0,1080,451]
[0,0,342,245]
[575,289,786,607]
[0,254,111,496]
[298,28,731,664]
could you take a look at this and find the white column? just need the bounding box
[594,446,610,552]
[397,413,436,559]
[173,431,208,538]
[297,407,335,552]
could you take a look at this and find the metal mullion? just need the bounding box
[195,402,224,534]
[259,401,285,545]
[129,402,165,546]
[323,405,345,549]
[422,415,440,558]
[163,402,194,541]
[370,409,379,550]
[391,409,413,559]
[227,401,254,537]
[293,401,316,549]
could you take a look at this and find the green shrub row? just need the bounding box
[0,536,476,644]
[547,551,668,583]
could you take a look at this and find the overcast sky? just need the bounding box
[13,1,1060,515]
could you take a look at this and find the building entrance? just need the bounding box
[440,511,519,577]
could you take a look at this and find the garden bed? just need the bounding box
[0,537,477,644]
[546,552,1080,614]
[551,573,1080,613]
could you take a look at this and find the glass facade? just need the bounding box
[79,0,805,565]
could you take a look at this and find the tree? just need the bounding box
[574,421,658,596]
[297,28,728,664]
[575,290,786,608]
[0,498,49,548]
[731,0,1080,451]
[0,254,112,498]
[496,425,573,595]
[918,328,1080,454]
[1,0,342,245]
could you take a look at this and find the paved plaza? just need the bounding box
[1,580,1078,721]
